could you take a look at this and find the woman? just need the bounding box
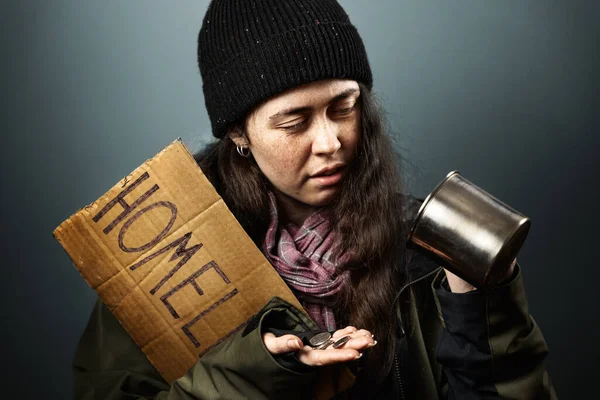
[73,0,557,398]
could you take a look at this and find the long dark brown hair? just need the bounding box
[194,82,408,381]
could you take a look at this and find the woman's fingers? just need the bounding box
[336,333,376,351]
[332,326,373,340]
[262,326,377,367]
[330,326,375,351]
[298,327,377,366]
[331,325,357,339]
[262,332,303,355]
[297,347,362,366]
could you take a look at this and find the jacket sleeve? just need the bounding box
[73,297,318,400]
[432,263,558,400]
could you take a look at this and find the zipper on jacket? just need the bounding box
[395,351,405,400]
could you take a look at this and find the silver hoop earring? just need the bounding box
[236,145,251,158]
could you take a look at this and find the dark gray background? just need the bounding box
[2,1,598,398]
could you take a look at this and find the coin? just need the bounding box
[332,335,351,349]
[308,332,332,348]
[316,339,334,350]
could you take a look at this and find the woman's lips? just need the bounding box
[310,167,345,186]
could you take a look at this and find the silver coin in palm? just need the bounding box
[332,335,351,349]
[308,332,332,348]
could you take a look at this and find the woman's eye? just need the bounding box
[335,105,355,115]
[282,121,306,131]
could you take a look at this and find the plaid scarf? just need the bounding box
[262,192,350,331]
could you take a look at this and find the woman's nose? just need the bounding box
[311,119,341,155]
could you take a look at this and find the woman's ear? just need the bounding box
[227,125,250,147]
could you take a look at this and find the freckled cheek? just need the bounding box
[276,150,305,184]
[341,119,360,153]
[255,146,304,187]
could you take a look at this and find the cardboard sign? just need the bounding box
[54,140,301,383]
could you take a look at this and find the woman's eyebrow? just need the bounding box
[268,88,360,121]
[330,87,359,103]
[269,106,312,121]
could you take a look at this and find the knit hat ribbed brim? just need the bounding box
[198,0,373,139]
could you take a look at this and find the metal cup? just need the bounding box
[407,171,530,288]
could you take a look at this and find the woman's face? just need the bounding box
[234,79,361,219]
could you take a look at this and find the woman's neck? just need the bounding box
[274,191,318,228]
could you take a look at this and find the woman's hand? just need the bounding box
[444,258,517,293]
[262,325,376,366]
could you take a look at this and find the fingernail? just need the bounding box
[354,353,363,360]
[288,340,301,349]
[369,340,378,347]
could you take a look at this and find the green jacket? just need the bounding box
[73,249,557,399]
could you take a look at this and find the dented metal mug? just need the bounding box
[407,171,531,288]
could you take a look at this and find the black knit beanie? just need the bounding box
[197,0,373,139]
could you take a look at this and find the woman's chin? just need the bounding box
[276,185,341,209]
[305,187,341,207]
